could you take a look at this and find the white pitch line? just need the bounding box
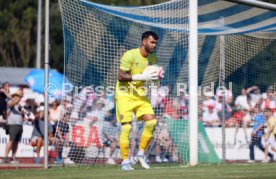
[151,165,189,170]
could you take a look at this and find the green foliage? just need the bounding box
[0,0,37,67]
[49,1,64,72]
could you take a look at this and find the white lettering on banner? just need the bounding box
[206,127,265,160]
[0,125,34,157]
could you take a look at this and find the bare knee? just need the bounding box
[142,114,156,121]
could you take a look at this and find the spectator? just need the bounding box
[55,111,70,164]
[262,85,273,100]
[155,117,174,163]
[233,89,252,144]
[215,96,233,126]
[216,89,233,105]
[261,89,275,110]
[215,95,232,114]
[49,99,61,133]
[202,93,216,112]
[86,99,107,125]
[247,86,261,106]
[101,117,119,165]
[178,89,189,119]
[263,108,276,163]
[58,97,76,165]
[202,105,220,127]
[2,90,24,164]
[235,88,249,110]
[54,96,73,164]
[24,98,36,115]
[0,82,11,120]
[164,96,181,120]
[34,93,44,107]
[233,94,253,144]
[152,86,170,116]
[31,105,54,164]
[232,108,249,144]
[247,106,274,163]
[60,96,73,119]
[49,100,61,123]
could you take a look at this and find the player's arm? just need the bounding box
[118,69,132,82]
[7,97,20,107]
[118,68,158,82]
[117,51,137,82]
[246,86,258,94]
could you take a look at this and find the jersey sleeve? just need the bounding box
[119,50,133,71]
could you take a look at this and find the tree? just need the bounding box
[0,0,37,67]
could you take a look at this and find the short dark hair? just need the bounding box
[1,82,9,88]
[142,31,158,41]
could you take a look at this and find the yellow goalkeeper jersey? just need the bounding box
[115,48,157,98]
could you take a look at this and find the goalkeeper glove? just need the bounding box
[158,66,164,79]
[132,70,159,81]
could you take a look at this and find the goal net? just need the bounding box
[56,0,276,165]
[215,34,276,161]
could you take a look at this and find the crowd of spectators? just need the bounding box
[149,85,276,129]
[0,82,275,164]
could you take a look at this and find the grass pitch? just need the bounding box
[1,163,276,179]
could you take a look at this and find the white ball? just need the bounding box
[144,65,163,80]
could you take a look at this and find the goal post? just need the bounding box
[189,0,198,166]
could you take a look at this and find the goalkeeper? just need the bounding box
[115,31,163,170]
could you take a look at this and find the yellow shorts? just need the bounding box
[116,95,154,123]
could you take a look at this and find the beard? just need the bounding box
[145,45,154,54]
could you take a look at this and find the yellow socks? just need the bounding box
[139,119,157,151]
[120,124,132,159]
[120,119,157,160]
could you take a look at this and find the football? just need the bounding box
[144,65,164,80]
